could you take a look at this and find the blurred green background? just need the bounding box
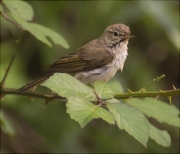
[1,1,179,153]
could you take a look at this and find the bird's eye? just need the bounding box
[113,32,119,36]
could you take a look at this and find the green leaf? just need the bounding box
[93,81,114,99]
[149,124,171,147]
[11,14,52,46]
[42,73,95,100]
[67,96,115,128]
[107,99,150,147]
[128,98,180,127]
[11,14,69,48]
[3,0,34,21]
[30,23,69,49]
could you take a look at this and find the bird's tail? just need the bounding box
[17,76,49,94]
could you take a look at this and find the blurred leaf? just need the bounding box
[67,96,115,128]
[42,73,95,100]
[0,110,16,137]
[30,23,69,49]
[139,1,179,50]
[0,4,3,12]
[93,81,114,99]
[128,98,180,127]
[3,0,34,21]
[11,14,69,48]
[149,124,171,147]
[107,99,150,147]
[107,80,124,94]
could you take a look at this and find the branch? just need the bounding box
[0,30,25,87]
[0,88,66,102]
[114,89,180,99]
[1,12,22,29]
[1,88,179,102]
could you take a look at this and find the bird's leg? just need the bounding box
[93,91,106,106]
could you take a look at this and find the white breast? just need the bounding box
[75,41,129,84]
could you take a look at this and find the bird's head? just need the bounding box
[102,23,134,47]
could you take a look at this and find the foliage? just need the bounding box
[2,0,69,48]
[128,98,180,127]
[42,73,179,148]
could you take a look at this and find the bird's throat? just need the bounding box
[111,40,129,71]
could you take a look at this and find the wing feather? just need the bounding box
[44,39,113,75]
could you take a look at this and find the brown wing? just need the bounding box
[17,39,113,93]
[44,39,113,75]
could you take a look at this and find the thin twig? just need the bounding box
[1,12,22,29]
[1,88,179,102]
[0,30,25,87]
[139,74,165,92]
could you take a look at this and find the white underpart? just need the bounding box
[75,40,129,84]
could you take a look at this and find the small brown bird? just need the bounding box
[17,23,134,93]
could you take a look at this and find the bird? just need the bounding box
[17,23,134,93]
